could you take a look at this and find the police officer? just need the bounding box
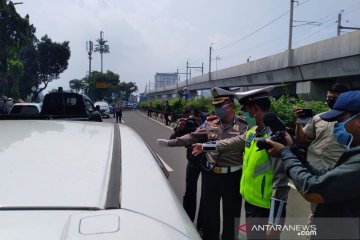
[169,106,202,222]
[157,87,247,240]
[193,87,289,240]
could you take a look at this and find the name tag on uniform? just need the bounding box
[245,133,255,148]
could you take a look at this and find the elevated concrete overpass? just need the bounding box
[146,30,360,100]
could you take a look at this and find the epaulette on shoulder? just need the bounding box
[206,115,218,121]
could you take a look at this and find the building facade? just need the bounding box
[154,73,178,90]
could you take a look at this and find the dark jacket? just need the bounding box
[170,117,200,161]
[280,146,360,239]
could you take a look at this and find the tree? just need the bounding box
[69,78,86,93]
[7,59,24,99]
[32,35,70,101]
[118,81,138,101]
[94,31,109,73]
[19,45,39,99]
[0,0,35,96]
[86,70,120,101]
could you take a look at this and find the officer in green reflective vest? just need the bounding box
[193,86,289,240]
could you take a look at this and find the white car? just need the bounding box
[0,120,200,240]
[9,102,42,115]
[94,101,111,118]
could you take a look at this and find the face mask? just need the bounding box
[326,97,337,109]
[215,105,229,120]
[243,112,256,126]
[333,114,358,148]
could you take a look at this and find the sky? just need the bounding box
[15,0,360,95]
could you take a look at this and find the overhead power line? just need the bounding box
[214,11,289,52]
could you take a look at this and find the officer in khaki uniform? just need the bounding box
[193,87,289,240]
[157,87,247,240]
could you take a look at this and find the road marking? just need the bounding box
[138,110,173,130]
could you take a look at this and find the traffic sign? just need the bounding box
[111,92,118,99]
[96,82,108,88]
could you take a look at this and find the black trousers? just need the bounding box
[200,169,242,240]
[245,201,270,240]
[183,159,202,221]
[164,113,170,126]
[245,201,285,240]
[116,111,122,122]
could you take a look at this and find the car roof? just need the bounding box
[9,103,42,114]
[12,102,42,106]
[0,120,200,239]
[95,101,109,105]
[0,120,114,209]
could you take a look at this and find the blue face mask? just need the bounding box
[333,114,358,148]
[215,106,229,120]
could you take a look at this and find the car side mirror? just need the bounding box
[96,105,100,111]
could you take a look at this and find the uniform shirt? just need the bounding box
[115,102,122,112]
[215,126,289,201]
[167,116,247,167]
[303,113,346,169]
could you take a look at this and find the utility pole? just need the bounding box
[209,45,212,81]
[288,0,295,51]
[177,68,188,89]
[337,11,360,36]
[86,41,93,82]
[186,61,189,86]
[187,62,204,84]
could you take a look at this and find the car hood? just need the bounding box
[0,210,195,240]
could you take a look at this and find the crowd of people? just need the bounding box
[147,87,193,126]
[0,97,25,114]
[156,83,359,240]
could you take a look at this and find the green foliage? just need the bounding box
[141,93,328,130]
[306,101,328,115]
[31,35,71,101]
[271,94,304,129]
[151,99,163,112]
[69,79,86,93]
[0,0,36,96]
[84,70,138,101]
[7,59,24,98]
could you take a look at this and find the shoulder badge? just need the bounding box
[245,133,255,148]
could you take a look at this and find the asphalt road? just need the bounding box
[105,110,311,239]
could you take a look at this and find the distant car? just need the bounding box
[95,101,111,118]
[41,90,102,122]
[9,103,42,115]
[0,119,201,240]
[124,102,137,110]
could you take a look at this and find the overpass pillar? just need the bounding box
[296,81,332,101]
